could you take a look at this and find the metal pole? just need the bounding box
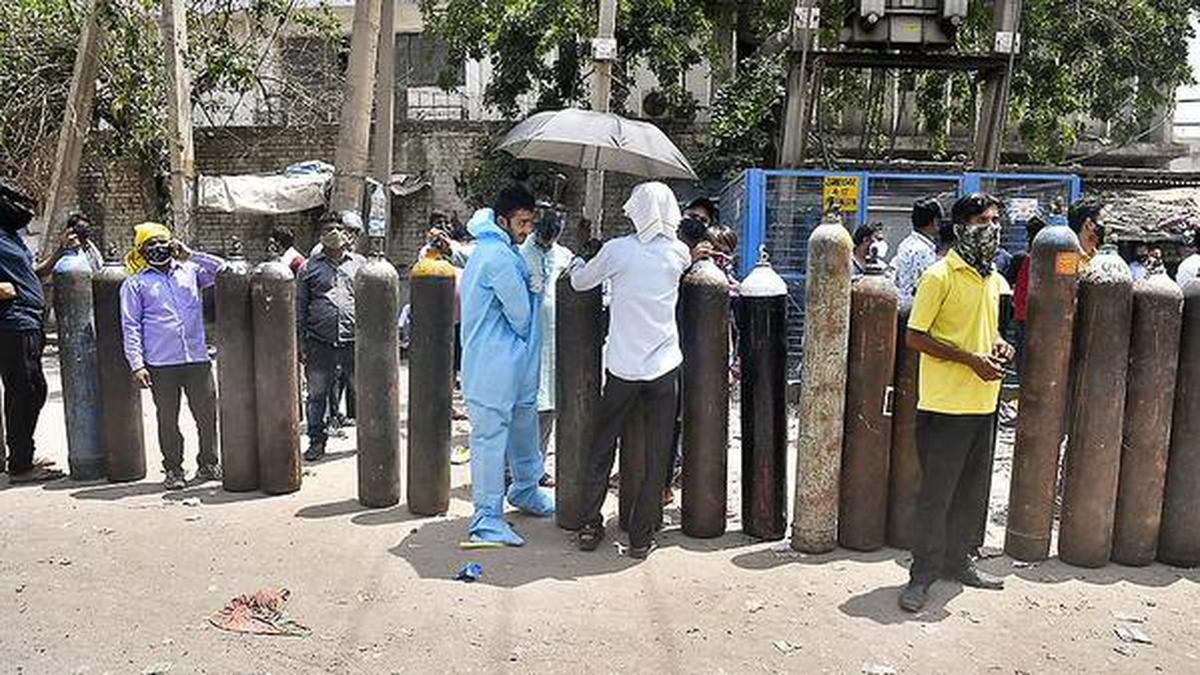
[371,0,396,250]
[583,0,618,237]
[332,0,385,216]
[974,0,1022,169]
[779,0,817,167]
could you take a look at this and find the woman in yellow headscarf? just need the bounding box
[123,222,172,275]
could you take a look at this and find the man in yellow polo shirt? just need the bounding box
[899,192,1014,613]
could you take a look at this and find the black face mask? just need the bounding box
[679,215,709,246]
[145,243,173,267]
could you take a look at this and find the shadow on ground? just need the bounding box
[839,583,963,625]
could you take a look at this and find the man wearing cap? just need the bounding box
[297,212,366,462]
[120,223,227,489]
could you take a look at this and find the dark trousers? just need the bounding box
[0,330,47,474]
[305,340,355,443]
[910,411,996,583]
[581,369,678,548]
[327,364,356,422]
[147,362,219,475]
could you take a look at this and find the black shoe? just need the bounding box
[194,464,223,483]
[538,473,555,488]
[577,522,605,552]
[898,581,930,613]
[163,470,187,491]
[952,561,1005,590]
[628,539,658,560]
[303,443,326,462]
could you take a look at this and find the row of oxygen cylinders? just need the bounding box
[50,224,1200,569]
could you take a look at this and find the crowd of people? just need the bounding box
[2,176,1199,611]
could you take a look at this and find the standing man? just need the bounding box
[268,226,305,276]
[296,213,365,462]
[460,184,554,545]
[892,198,944,308]
[851,223,884,278]
[0,182,65,482]
[899,192,1012,612]
[571,181,700,560]
[1177,229,1200,287]
[520,208,574,486]
[120,222,226,489]
[1068,200,1105,266]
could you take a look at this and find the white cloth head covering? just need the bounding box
[623,181,681,243]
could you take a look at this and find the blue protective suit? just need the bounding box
[459,208,554,545]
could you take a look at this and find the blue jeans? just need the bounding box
[304,340,355,444]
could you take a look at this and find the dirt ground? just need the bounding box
[1,353,1199,675]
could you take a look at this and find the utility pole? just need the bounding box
[332,0,384,217]
[161,0,197,241]
[370,0,396,248]
[583,0,618,238]
[39,0,104,253]
[779,0,819,167]
[974,0,1022,169]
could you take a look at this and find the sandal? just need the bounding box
[577,522,605,552]
[9,465,65,484]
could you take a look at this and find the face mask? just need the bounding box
[321,229,345,252]
[954,221,1001,275]
[145,242,173,267]
[869,239,889,261]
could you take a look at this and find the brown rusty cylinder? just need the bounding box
[1159,279,1200,567]
[737,257,789,540]
[555,275,603,530]
[93,259,146,482]
[618,405,648,533]
[887,306,921,550]
[680,258,731,538]
[407,256,455,516]
[838,269,898,551]
[215,251,258,492]
[1111,273,1183,566]
[791,218,853,553]
[1004,224,1082,561]
[54,262,103,480]
[355,254,402,508]
[1058,247,1133,568]
[251,262,302,495]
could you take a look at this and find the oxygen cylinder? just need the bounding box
[251,261,302,495]
[1111,271,1183,566]
[887,305,920,550]
[214,238,258,492]
[791,216,853,553]
[1159,279,1200,567]
[407,252,455,516]
[679,258,730,538]
[555,274,603,530]
[53,259,102,480]
[1058,246,1133,568]
[1004,221,1082,561]
[355,245,402,508]
[737,253,789,540]
[618,406,647,533]
[93,255,146,482]
[838,265,898,551]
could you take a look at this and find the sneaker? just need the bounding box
[538,473,555,488]
[340,417,356,428]
[163,471,187,491]
[450,445,470,465]
[577,522,606,552]
[898,581,930,613]
[950,561,1005,590]
[303,442,326,462]
[628,539,658,560]
[194,464,223,484]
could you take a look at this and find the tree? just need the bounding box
[704,0,1200,173]
[416,0,716,120]
[0,0,342,212]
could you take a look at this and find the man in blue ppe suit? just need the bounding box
[460,184,555,545]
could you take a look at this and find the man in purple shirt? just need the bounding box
[120,223,226,490]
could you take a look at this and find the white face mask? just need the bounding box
[869,239,889,260]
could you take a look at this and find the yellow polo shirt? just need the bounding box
[908,250,1009,415]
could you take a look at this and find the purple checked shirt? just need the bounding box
[120,252,225,371]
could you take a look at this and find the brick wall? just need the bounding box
[76,119,707,298]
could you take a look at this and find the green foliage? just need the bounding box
[698,52,786,178]
[0,0,340,197]
[419,0,715,120]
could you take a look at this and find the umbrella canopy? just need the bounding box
[495,109,698,181]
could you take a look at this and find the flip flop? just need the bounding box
[9,465,65,484]
[459,541,509,550]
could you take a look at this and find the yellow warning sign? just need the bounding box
[822,176,860,213]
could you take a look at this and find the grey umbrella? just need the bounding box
[494,108,698,180]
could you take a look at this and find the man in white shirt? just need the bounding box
[569,182,701,559]
[891,197,943,308]
[1176,230,1200,287]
